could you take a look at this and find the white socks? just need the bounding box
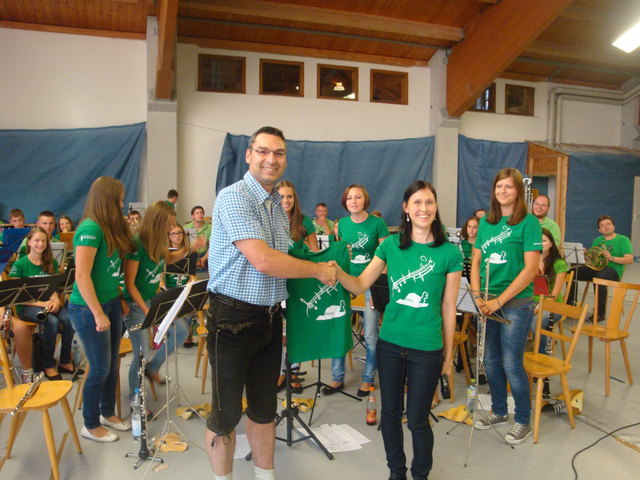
[214,474,232,480]
[255,466,275,480]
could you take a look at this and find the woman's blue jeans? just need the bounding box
[123,300,190,398]
[484,301,534,425]
[68,297,122,429]
[331,289,378,384]
[377,339,441,479]
[19,304,74,369]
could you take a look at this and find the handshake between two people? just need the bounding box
[315,260,354,287]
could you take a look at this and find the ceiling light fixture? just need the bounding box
[333,82,345,92]
[612,21,640,53]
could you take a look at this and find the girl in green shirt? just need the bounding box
[276,180,319,252]
[470,168,541,445]
[336,181,461,480]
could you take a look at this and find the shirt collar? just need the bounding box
[244,171,283,206]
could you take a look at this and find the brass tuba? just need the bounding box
[584,245,609,271]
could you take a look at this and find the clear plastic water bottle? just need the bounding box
[366,387,377,426]
[466,378,477,413]
[131,388,142,442]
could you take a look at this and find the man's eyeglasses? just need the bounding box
[250,148,286,159]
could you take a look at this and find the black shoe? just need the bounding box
[478,374,488,385]
[58,365,85,376]
[44,372,63,381]
[321,383,344,395]
[357,388,371,397]
[388,473,407,480]
[291,384,304,394]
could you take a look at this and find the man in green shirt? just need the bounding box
[532,194,561,245]
[568,215,633,321]
[17,210,59,257]
[183,205,212,269]
[166,189,179,209]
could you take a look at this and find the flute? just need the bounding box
[11,372,45,416]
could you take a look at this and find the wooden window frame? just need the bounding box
[259,59,304,97]
[198,54,246,94]
[505,84,535,116]
[468,83,496,113]
[317,64,358,101]
[370,69,408,105]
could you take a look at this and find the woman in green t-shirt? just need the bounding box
[470,168,541,445]
[460,215,479,263]
[336,180,461,480]
[275,180,319,252]
[327,184,389,397]
[124,202,204,400]
[68,177,136,443]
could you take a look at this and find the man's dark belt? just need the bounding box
[211,293,281,315]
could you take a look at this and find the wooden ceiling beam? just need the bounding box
[179,36,428,67]
[526,40,640,71]
[0,20,144,39]
[446,0,573,117]
[180,0,464,42]
[156,0,179,99]
[499,71,621,91]
[559,4,631,24]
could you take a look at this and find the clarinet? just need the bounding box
[11,372,45,416]
[1,307,11,340]
[136,353,151,457]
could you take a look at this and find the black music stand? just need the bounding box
[0,274,66,311]
[0,228,29,272]
[165,252,198,277]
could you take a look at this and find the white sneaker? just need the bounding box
[505,422,532,445]
[81,426,119,443]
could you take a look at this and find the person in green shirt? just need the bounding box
[471,167,542,445]
[166,189,179,210]
[460,215,479,264]
[336,180,461,480]
[567,215,633,321]
[532,194,562,246]
[326,184,389,397]
[312,202,335,237]
[275,180,319,252]
[17,210,60,257]
[8,227,76,381]
[183,205,212,269]
[123,201,204,398]
[68,177,136,443]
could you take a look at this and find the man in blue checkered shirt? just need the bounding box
[205,126,337,480]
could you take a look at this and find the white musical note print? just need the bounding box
[390,256,435,293]
[480,225,512,253]
[350,231,369,250]
[299,282,338,316]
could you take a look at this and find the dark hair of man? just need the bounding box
[167,189,179,199]
[128,210,140,218]
[275,180,306,242]
[597,215,615,228]
[9,208,24,219]
[191,205,205,216]
[541,228,563,287]
[248,126,286,150]
[39,210,55,219]
[473,209,486,217]
[460,216,479,241]
[315,203,327,209]
[535,194,550,207]
[82,176,135,258]
[486,167,528,226]
[340,184,371,211]
[399,180,446,250]
[25,226,55,274]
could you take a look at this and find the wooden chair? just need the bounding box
[524,298,588,443]
[0,334,82,480]
[553,270,575,359]
[571,278,640,395]
[449,313,472,402]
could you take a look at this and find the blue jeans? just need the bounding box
[19,304,74,369]
[377,339,441,479]
[68,297,122,429]
[124,300,190,398]
[331,289,378,383]
[484,301,534,425]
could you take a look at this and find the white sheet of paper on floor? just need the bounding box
[477,393,515,414]
[233,434,252,459]
[296,423,371,453]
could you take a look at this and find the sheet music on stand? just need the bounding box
[51,241,66,267]
[154,282,192,344]
[455,277,510,324]
[0,274,67,308]
[165,252,198,276]
[563,242,585,265]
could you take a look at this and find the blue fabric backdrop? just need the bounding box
[0,123,145,225]
[457,135,528,226]
[566,151,640,246]
[217,133,435,227]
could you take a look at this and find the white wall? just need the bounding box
[560,99,621,146]
[176,43,430,220]
[621,95,640,149]
[0,28,146,129]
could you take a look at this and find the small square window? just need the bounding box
[317,64,358,101]
[505,84,535,116]
[370,69,408,105]
[469,83,496,112]
[198,54,245,93]
[260,59,304,97]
